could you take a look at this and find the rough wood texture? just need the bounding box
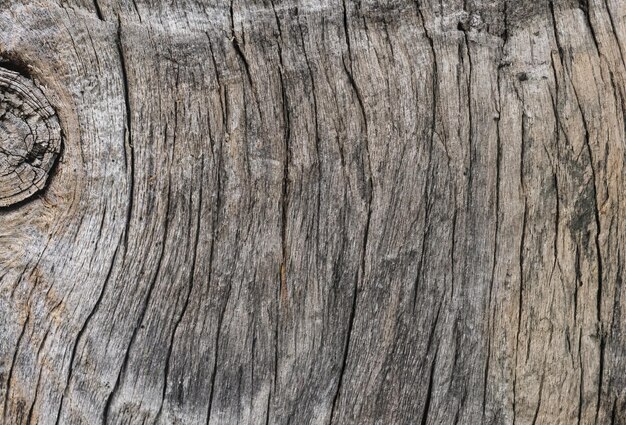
[0,67,61,207]
[0,0,625,423]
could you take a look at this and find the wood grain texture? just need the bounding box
[0,0,625,423]
[0,67,61,207]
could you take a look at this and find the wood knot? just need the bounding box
[0,66,61,207]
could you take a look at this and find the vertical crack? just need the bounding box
[93,0,104,21]
[205,282,232,425]
[513,200,528,424]
[2,312,29,421]
[102,172,173,424]
[116,17,135,255]
[54,236,123,425]
[155,155,205,422]
[420,346,439,425]
[330,3,372,422]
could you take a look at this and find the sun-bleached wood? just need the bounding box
[1,0,625,424]
[0,67,61,207]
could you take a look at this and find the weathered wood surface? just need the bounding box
[0,67,61,207]
[0,0,625,423]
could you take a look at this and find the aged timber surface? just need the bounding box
[0,0,625,424]
[0,66,61,207]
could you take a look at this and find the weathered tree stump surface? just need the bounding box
[0,0,625,423]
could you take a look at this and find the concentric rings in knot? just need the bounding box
[0,67,62,207]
